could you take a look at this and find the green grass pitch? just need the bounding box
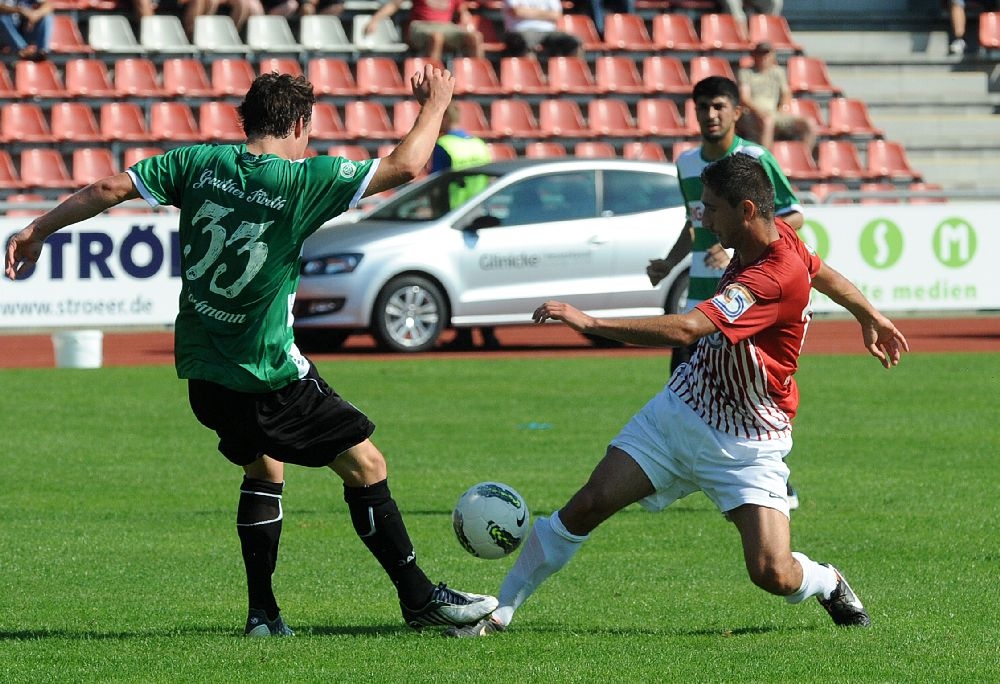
[1,352,998,682]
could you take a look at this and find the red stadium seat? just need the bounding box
[20,149,75,189]
[688,55,736,84]
[0,149,24,190]
[455,100,493,139]
[574,141,617,158]
[808,182,852,204]
[51,13,94,54]
[101,102,155,142]
[51,102,105,142]
[486,142,517,160]
[122,146,164,167]
[149,102,202,142]
[603,13,654,52]
[906,182,947,204]
[546,56,601,95]
[699,13,751,51]
[490,99,540,138]
[1,102,54,142]
[499,56,551,95]
[326,144,371,160]
[162,58,215,97]
[15,59,67,98]
[642,55,692,95]
[817,140,874,181]
[556,14,609,51]
[771,140,828,182]
[623,141,667,161]
[979,11,1000,50]
[452,56,504,95]
[859,182,901,204]
[199,102,245,142]
[671,140,699,161]
[258,56,303,77]
[788,98,831,137]
[72,147,119,185]
[827,98,884,138]
[595,55,648,95]
[211,58,256,97]
[525,141,567,158]
[114,57,164,98]
[64,58,115,98]
[538,99,594,138]
[651,13,703,52]
[343,101,395,139]
[307,57,359,96]
[787,57,843,97]
[636,98,687,137]
[748,14,803,53]
[356,56,409,96]
[587,98,639,137]
[866,139,922,181]
[311,102,350,140]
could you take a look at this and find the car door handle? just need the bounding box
[588,235,611,245]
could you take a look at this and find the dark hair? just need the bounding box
[238,73,315,140]
[691,76,740,105]
[701,153,775,220]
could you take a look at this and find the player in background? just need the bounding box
[448,153,908,637]
[5,67,498,636]
[646,75,805,508]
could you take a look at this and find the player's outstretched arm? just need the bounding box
[533,300,716,348]
[5,172,138,280]
[812,263,909,368]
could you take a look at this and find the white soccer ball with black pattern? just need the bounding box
[452,482,530,560]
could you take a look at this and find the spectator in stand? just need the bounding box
[262,0,344,17]
[142,0,263,40]
[0,0,53,60]
[569,0,635,35]
[502,0,582,59]
[949,0,969,54]
[722,0,782,39]
[737,41,817,155]
[365,0,484,63]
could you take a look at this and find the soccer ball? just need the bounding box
[452,482,530,560]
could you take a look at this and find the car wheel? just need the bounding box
[666,269,690,315]
[371,275,447,353]
[293,328,351,352]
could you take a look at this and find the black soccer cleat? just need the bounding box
[401,583,498,631]
[817,564,871,627]
[244,608,294,637]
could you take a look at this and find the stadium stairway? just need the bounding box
[794,30,1000,193]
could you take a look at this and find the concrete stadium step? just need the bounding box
[876,113,1000,148]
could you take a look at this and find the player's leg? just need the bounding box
[332,439,497,629]
[239,455,294,636]
[489,446,655,628]
[728,505,869,626]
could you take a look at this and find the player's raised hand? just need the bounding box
[411,64,454,107]
[5,226,43,280]
[532,300,593,333]
[864,314,909,368]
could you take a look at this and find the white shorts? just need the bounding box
[610,387,793,517]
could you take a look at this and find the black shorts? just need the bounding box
[187,363,376,468]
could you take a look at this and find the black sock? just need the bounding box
[344,479,434,608]
[237,477,284,621]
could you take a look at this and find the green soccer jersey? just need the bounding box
[674,136,802,310]
[129,145,377,392]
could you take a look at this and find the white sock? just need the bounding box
[784,551,839,604]
[493,511,588,626]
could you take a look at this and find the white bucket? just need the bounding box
[52,330,104,369]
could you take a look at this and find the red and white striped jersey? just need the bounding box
[669,220,821,440]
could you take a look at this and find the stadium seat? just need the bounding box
[979,11,1000,50]
[352,14,409,53]
[0,149,24,190]
[356,56,409,96]
[587,98,639,137]
[688,55,736,84]
[650,13,703,52]
[817,140,873,181]
[402,56,444,82]
[641,55,692,95]
[546,56,601,95]
[906,182,947,204]
[603,12,654,52]
[770,140,827,182]
[139,14,195,54]
[15,59,67,98]
[311,102,350,140]
[455,100,493,139]
[307,57,359,96]
[556,14,609,51]
[788,98,830,137]
[595,55,648,94]
[699,13,752,51]
[452,56,504,95]
[1,102,54,142]
[827,98,884,138]
[326,144,371,159]
[114,57,164,98]
[0,63,14,98]
[210,58,256,97]
[51,14,94,54]
[51,102,105,142]
[122,146,164,167]
[343,101,395,139]
[199,102,245,142]
[866,139,922,181]
[72,147,118,186]
[807,181,852,204]
[499,56,551,95]
[859,182,901,204]
[4,192,46,216]
[525,141,567,158]
[635,98,687,137]
[258,56,303,77]
[787,56,843,97]
[574,141,617,158]
[64,58,115,98]
[392,100,420,139]
[298,14,354,53]
[162,58,215,97]
[683,99,702,135]
[490,99,540,138]
[20,149,75,189]
[247,15,303,53]
[149,102,202,141]
[87,14,144,54]
[538,99,594,138]
[101,102,156,142]
[623,141,667,161]
[468,13,505,53]
[747,14,803,53]
[486,142,517,160]
[192,15,250,54]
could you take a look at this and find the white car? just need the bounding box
[294,158,691,353]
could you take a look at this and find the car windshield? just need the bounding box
[367,169,505,222]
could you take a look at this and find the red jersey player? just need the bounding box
[448,152,909,638]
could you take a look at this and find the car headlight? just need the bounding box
[300,253,363,276]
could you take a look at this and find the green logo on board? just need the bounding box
[859,219,904,269]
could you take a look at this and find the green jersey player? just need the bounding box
[5,67,499,636]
